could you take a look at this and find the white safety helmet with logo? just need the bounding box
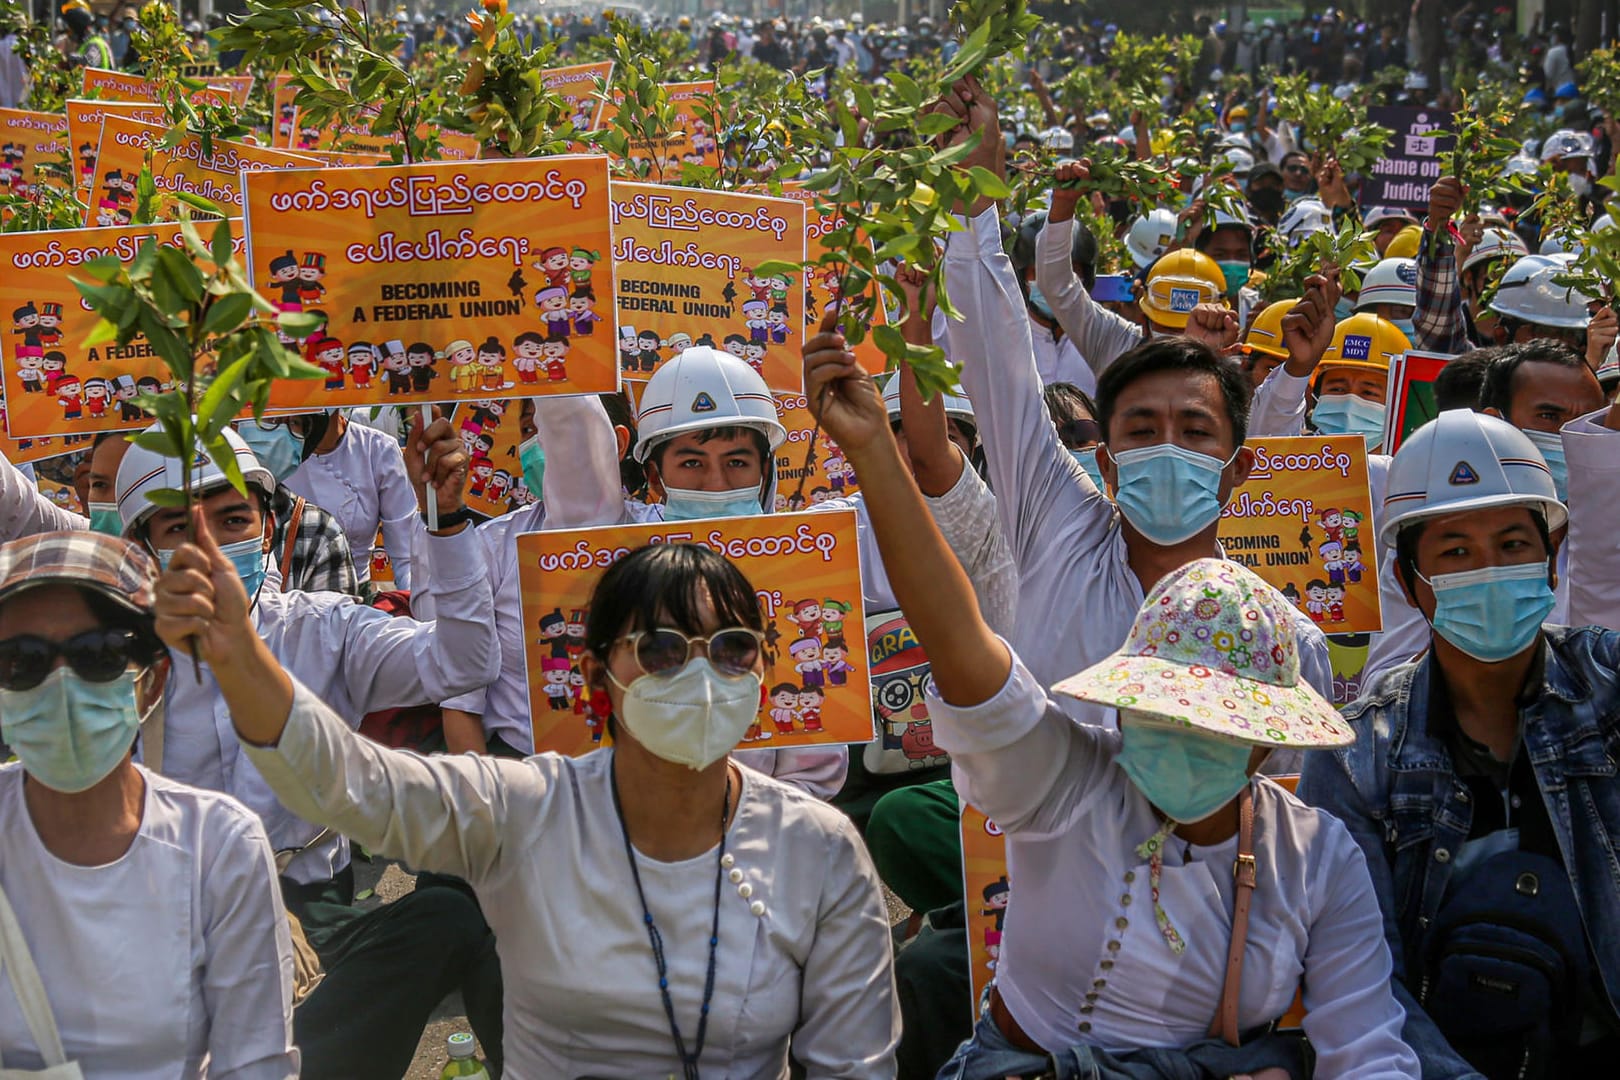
[1363,206,1421,229]
[1278,197,1334,249]
[1041,126,1075,152]
[1378,409,1567,550]
[1539,129,1595,165]
[1460,228,1530,273]
[116,423,276,537]
[1487,253,1594,329]
[1124,207,1180,270]
[1353,257,1418,310]
[881,372,975,426]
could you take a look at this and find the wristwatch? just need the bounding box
[424,506,475,532]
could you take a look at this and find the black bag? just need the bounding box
[1420,850,1591,1079]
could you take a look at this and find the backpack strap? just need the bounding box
[0,880,71,1067]
[1209,783,1257,1047]
[278,496,306,587]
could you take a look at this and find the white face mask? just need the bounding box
[610,659,762,770]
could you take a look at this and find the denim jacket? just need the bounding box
[1299,625,1620,1080]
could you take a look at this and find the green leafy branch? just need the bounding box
[1271,71,1393,174]
[448,2,583,158]
[1261,214,1375,302]
[1432,91,1522,218]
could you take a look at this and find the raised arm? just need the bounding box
[1038,161,1146,374]
[893,266,963,497]
[1,449,86,540]
[1560,404,1620,630]
[1413,177,1474,356]
[532,395,632,528]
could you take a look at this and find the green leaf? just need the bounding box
[142,487,190,509]
[967,166,1011,199]
[82,318,120,349]
[354,888,374,902]
[154,246,206,305]
[202,431,249,498]
[210,219,233,267]
[201,293,254,336]
[174,190,228,219]
[870,323,908,361]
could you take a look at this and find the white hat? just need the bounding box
[1278,198,1334,249]
[1488,253,1594,329]
[881,372,974,426]
[1354,257,1418,310]
[1379,410,1567,549]
[1125,208,1179,270]
[633,346,787,464]
[1460,228,1529,273]
[116,423,275,537]
[1364,206,1421,228]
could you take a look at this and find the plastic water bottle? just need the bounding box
[438,1032,489,1079]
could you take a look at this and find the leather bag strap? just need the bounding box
[1209,783,1257,1047]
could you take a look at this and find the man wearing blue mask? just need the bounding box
[112,417,508,1080]
[1302,407,1620,1078]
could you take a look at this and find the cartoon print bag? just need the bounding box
[863,610,950,776]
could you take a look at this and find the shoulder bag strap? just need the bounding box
[0,880,70,1066]
[1209,783,1257,1047]
[279,496,307,588]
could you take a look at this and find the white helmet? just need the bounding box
[1540,129,1595,164]
[1538,231,1583,256]
[1116,124,1136,144]
[1353,257,1418,311]
[1460,228,1529,273]
[881,372,975,426]
[1363,206,1421,229]
[1380,409,1567,549]
[1278,198,1334,249]
[1125,208,1179,269]
[1501,154,1541,181]
[633,346,788,464]
[1041,126,1075,152]
[1598,341,1620,387]
[1488,253,1594,329]
[1222,146,1255,176]
[1595,214,1617,234]
[116,423,276,537]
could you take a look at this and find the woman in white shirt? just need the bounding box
[153,519,900,1078]
[0,531,296,1079]
[803,314,1420,1078]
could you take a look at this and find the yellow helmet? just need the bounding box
[1242,298,1299,359]
[1139,249,1226,329]
[1320,313,1411,374]
[1384,224,1423,260]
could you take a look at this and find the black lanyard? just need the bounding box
[610,757,730,1080]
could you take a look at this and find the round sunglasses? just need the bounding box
[0,629,159,692]
[616,627,764,678]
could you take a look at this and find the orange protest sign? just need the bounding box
[1218,435,1382,633]
[271,86,481,162]
[87,116,322,226]
[200,74,255,107]
[517,510,872,756]
[453,399,539,517]
[539,61,613,132]
[243,156,617,410]
[771,392,860,511]
[65,99,168,200]
[80,68,235,107]
[610,182,805,393]
[299,149,394,168]
[780,184,889,374]
[0,222,251,437]
[0,109,68,200]
[595,80,720,174]
[960,804,1010,1009]
[0,387,95,464]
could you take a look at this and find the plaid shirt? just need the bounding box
[1412,229,1478,356]
[268,485,361,597]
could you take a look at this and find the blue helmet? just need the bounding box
[1554,81,1580,99]
[1524,87,1549,105]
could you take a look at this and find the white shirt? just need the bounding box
[247,682,900,1078]
[1,450,85,541]
[285,421,418,588]
[1034,218,1144,380]
[0,766,297,1078]
[157,527,498,883]
[947,207,1336,704]
[1031,320,1098,394]
[1560,408,1620,630]
[928,656,1420,1076]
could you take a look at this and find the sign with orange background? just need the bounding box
[517,510,872,757]
[65,100,168,200]
[961,804,1010,1011]
[779,183,889,374]
[80,67,241,107]
[1218,435,1381,633]
[452,399,538,518]
[595,80,720,174]
[0,222,250,438]
[772,392,859,511]
[271,80,480,161]
[539,61,613,132]
[611,182,805,393]
[0,387,95,463]
[0,109,67,199]
[88,116,321,226]
[242,156,616,410]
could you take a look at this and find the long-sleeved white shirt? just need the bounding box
[246,682,900,1078]
[284,421,418,588]
[928,655,1420,1076]
[1560,408,1620,631]
[1,450,85,540]
[156,527,498,883]
[1247,368,1312,439]
[1034,217,1145,379]
[0,766,297,1079]
[947,206,1335,704]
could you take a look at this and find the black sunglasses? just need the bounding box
[0,629,159,692]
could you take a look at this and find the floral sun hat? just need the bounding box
[1054,558,1352,748]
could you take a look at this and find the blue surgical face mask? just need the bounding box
[1071,447,1106,491]
[220,535,269,597]
[518,435,546,499]
[87,501,123,536]
[662,485,764,522]
[1115,714,1254,823]
[1420,561,1555,662]
[1108,442,1233,545]
[1523,428,1568,502]
[237,423,304,483]
[1334,296,1356,320]
[1390,318,1416,339]
[1230,122,1247,133]
[0,667,145,793]
[1027,279,1055,322]
[1216,260,1251,297]
[1311,393,1387,450]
